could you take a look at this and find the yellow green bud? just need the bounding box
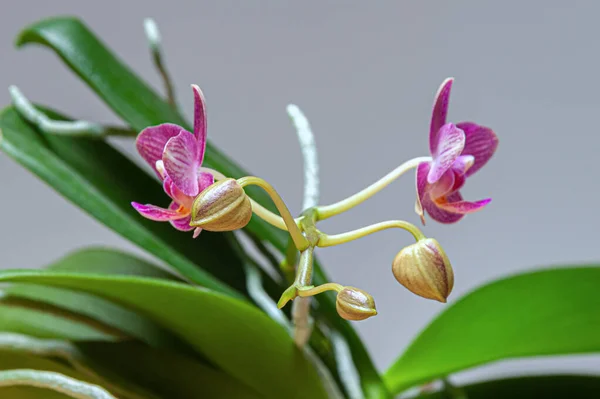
[190,178,252,232]
[336,286,377,321]
[392,238,454,303]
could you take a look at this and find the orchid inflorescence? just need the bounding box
[131,78,498,326]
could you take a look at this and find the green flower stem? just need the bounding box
[298,282,344,297]
[202,167,302,233]
[318,220,425,248]
[294,246,315,287]
[0,369,117,399]
[280,237,298,281]
[251,199,294,231]
[316,156,431,220]
[238,176,309,250]
[144,18,177,109]
[292,246,315,346]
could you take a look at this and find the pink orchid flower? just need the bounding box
[132,85,214,237]
[416,78,499,224]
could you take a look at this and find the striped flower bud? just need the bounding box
[190,178,252,231]
[392,238,454,302]
[336,286,377,321]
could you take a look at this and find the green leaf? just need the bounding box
[0,333,258,398]
[15,16,387,397]
[47,247,181,281]
[0,303,117,342]
[4,248,193,350]
[78,341,261,399]
[0,105,244,297]
[0,269,327,399]
[4,284,176,349]
[418,375,600,399]
[384,267,600,394]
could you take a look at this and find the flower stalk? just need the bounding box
[237,176,310,250]
[316,156,431,220]
[318,220,425,247]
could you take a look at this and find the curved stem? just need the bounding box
[201,168,302,232]
[316,156,431,220]
[298,283,344,297]
[238,176,309,250]
[250,199,291,231]
[292,247,315,347]
[318,220,425,248]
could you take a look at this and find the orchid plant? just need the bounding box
[0,15,598,399]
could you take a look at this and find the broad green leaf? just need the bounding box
[384,267,600,394]
[418,375,600,398]
[0,303,117,342]
[0,334,258,398]
[47,247,181,281]
[4,284,176,349]
[0,106,244,297]
[4,248,191,350]
[0,270,327,399]
[15,17,386,396]
[78,341,261,399]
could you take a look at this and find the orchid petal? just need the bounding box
[452,155,475,175]
[456,122,499,177]
[428,123,465,184]
[428,171,455,200]
[163,177,191,207]
[155,160,167,180]
[415,162,431,224]
[430,77,453,154]
[136,123,184,176]
[163,131,201,196]
[437,196,492,214]
[198,172,215,192]
[131,202,182,221]
[451,171,466,192]
[423,192,465,224]
[192,85,208,165]
[193,228,203,239]
[170,214,194,231]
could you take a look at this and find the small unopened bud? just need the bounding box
[336,286,377,321]
[190,178,252,232]
[392,238,454,302]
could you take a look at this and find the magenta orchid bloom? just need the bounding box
[132,85,214,237]
[416,78,499,224]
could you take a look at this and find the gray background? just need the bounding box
[1,0,599,388]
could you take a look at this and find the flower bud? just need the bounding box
[392,238,454,303]
[336,286,377,321]
[190,178,252,232]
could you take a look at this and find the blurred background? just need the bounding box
[1,0,599,385]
